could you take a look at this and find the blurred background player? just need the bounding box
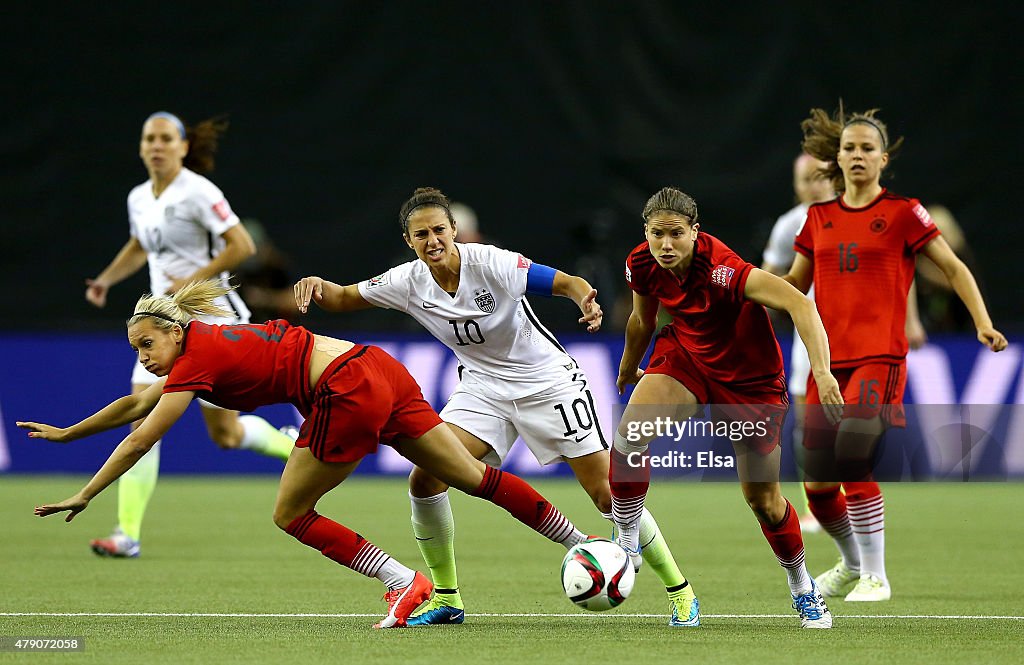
[788,105,1007,601]
[611,187,843,628]
[24,280,591,629]
[294,187,699,627]
[761,153,836,534]
[83,112,296,558]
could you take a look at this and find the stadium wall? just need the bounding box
[2,333,1022,478]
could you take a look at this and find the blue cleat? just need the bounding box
[668,592,700,627]
[406,597,466,627]
[792,581,833,629]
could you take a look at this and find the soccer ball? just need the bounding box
[560,538,635,611]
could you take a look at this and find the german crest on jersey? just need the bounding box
[473,288,496,313]
[711,264,735,289]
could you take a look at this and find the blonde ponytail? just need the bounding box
[128,279,235,330]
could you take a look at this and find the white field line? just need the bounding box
[1,612,1022,620]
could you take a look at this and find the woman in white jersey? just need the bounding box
[294,187,700,628]
[83,112,296,558]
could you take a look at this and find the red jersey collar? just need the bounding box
[838,187,887,212]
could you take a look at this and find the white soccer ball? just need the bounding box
[560,537,635,611]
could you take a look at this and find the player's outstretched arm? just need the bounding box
[293,276,374,314]
[34,391,193,522]
[17,379,168,443]
[616,292,659,395]
[920,236,1007,352]
[552,271,603,332]
[744,268,843,424]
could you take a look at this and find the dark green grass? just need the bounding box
[2,477,1022,664]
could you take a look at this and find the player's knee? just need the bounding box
[745,493,776,521]
[590,485,612,514]
[273,504,303,531]
[207,422,243,449]
[408,466,449,496]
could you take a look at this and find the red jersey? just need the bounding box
[163,320,315,414]
[794,190,941,368]
[625,233,783,385]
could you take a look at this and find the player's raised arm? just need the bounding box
[616,292,659,394]
[17,378,168,443]
[293,276,374,314]
[552,271,603,332]
[34,390,194,522]
[743,268,843,423]
[919,236,1007,352]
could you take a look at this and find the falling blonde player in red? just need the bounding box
[21,280,590,629]
[788,106,1007,601]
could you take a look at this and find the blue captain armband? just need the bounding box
[526,263,557,297]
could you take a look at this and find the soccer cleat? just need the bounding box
[89,527,140,559]
[667,589,700,627]
[799,511,822,534]
[792,581,833,629]
[611,523,643,573]
[374,571,432,629]
[814,559,860,597]
[406,595,466,627]
[844,574,892,602]
[279,425,300,441]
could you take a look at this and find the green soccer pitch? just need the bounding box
[2,477,1022,665]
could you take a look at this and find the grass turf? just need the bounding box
[1,477,1022,664]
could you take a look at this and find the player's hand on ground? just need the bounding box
[616,368,644,395]
[16,421,71,443]
[578,289,603,333]
[977,326,1007,352]
[294,276,326,314]
[813,372,845,425]
[34,493,90,522]
[84,278,109,308]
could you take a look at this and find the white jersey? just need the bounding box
[357,243,573,400]
[764,203,813,395]
[127,167,250,320]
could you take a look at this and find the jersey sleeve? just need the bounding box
[710,245,756,303]
[624,247,651,296]
[357,262,413,311]
[793,207,817,258]
[191,178,240,236]
[902,199,943,254]
[163,348,215,395]
[484,245,531,298]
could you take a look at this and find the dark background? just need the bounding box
[2,2,1020,333]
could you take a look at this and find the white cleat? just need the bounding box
[815,559,860,597]
[844,574,891,602]
[793,581,833,629]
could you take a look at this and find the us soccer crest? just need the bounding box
[473,288,496,313]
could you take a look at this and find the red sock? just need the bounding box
[286,510,389,578]
[609,447,649,526]
[805,484,852,540]
[472,466,578,545]
[759,500,806,570]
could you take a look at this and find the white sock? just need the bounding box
[237,415,294,461]
[849,494,886,582]
[376,559,417,590]
[787,563,813,597]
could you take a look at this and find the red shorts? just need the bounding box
[295,345,443,463]
[645,335,789,455]
[804,362,907,450]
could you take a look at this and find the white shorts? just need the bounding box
[130,312,247,409]
[440,366,609,467]
[789,333,810,398]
